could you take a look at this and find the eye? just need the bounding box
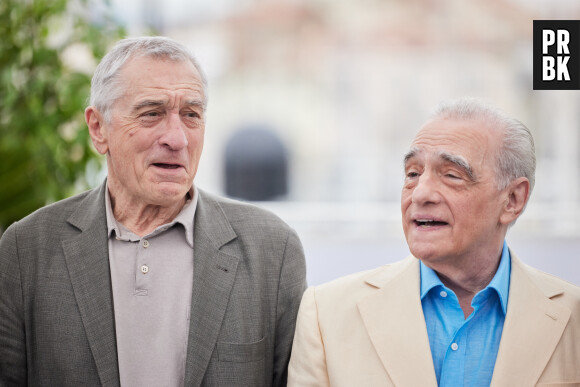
[181,110,203,128]
[137,108,161,116]
[406,171,420,178]
[140,110,162,119]
[138,110,164,126]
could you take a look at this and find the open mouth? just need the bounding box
[414,219,448,227]
[153,163,182,169]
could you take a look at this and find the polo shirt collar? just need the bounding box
[105,183,198,247]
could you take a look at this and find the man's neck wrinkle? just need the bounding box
[110,192,186,237]
[433,256,500,319]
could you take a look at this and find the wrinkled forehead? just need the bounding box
[120,55,202,81]
[405,117,500,168]
[120,57,205,95]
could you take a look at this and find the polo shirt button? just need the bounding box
[440,290,448,298]
[451,343,458,351]
[142,240,149,248]
[141,265,149,274]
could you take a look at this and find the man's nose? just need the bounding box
[411,172,441,205]
[159,112,189,150]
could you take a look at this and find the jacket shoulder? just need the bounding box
[521,262,580,309]
[6,188,96,235]
[198,189,292,231]
[511,250,580,322]
[312,257,415,307]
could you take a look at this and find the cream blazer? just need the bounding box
[288,253,580,387]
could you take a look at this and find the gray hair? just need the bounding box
[430,98,536,194]
[89,36,208,123]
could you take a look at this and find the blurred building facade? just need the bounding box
[104,0,580,285]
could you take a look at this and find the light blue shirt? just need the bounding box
[420,241,511,387]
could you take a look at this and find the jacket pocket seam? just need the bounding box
[217,336,266,362]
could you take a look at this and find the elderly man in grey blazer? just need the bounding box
[0,36,307,387]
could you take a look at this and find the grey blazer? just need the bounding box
[0,182,307,386]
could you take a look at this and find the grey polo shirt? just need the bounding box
[105,186,198,387]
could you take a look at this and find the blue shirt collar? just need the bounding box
[420,240,511,314]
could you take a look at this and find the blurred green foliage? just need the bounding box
[0,0,124,231]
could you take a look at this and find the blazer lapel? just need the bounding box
[357,257,438,387]
[490,253,571,387]
[62,183,120,386]
[184,191,240,385]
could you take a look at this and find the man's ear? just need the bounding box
[499,177,530,225]
[85,106,109,155]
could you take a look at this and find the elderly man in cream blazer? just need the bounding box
[288,99,580,387]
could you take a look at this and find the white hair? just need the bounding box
[89,36,208,123]
[430,98,536,193]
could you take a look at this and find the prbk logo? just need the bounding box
[533,20,580,90]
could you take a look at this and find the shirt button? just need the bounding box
[440,290,448,298]
[451,343,459,351]
[142,240,149,248]
[140,265,149,274]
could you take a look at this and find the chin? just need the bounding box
[407,241,441,262]
[151,186,189,205]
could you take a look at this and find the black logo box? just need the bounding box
[533,20,580,90]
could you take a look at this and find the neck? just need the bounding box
[428,243,504,318]
[109,189,187,237]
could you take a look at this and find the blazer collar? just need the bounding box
[63,181,121,386]
[184,189,241,385]
[64,185,245,386]
[490,251,571,386]
[358,252,572,387]
[192,189,237,250]
[358,257,438,387]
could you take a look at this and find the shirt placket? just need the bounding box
[135,237,151,296]
[439,290,468,386]
[440,323,467,385]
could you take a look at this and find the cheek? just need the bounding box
[128,130,159,153]
[454,197,495,231]
[400,194,411,232]
[108,124,142,150]
[188,130,204,153]
[400,189,412,212]
[110,136,154,175]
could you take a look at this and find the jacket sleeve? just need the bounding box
[0,224,28,386]
[272,228,307,387]
[287,286,331,387]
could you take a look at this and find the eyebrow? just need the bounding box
[439,151,475,181]
[183,99,205,109]
[403,147,475,181]
[403,147,419,165]
[132,99,205,112]
[133,100,164,112]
